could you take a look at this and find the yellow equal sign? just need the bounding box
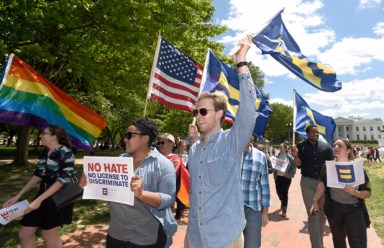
[339,168,352,179]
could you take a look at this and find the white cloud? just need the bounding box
[219,0,384,78]
[319,37,384,75]
[374,22,384,37]
[270,97,292,107]
[358,0,382,9]
[220,0,330,55]
[215,0,384,119]
[303,77,384,118]
[217,0,335,80]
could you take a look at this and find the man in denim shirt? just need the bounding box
[185,35,257,248]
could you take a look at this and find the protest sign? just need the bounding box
[83,156,134,205]
[0,200,29,225]
[270,156,288,173]
[378,139,384,147]
[326,160,365,188]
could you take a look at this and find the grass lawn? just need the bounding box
[364,162,384,245]
[0,146,383,247]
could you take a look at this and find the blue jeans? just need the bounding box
[243,206,262,248]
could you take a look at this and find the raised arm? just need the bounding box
[229,35,257,153]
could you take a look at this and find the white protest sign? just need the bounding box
[326,160,365,188]
[0,200,29,225]
[270,156,288,173]
[378,139,384,147]
[83,156,134,205]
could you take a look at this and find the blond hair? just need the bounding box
[197,91,228,124]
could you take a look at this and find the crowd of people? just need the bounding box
[2,35,375,248]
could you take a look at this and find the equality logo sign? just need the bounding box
[326,160,364,188]
[335,164,356,184]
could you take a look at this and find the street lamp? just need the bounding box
[286,123,293,144]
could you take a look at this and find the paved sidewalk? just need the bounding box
[59,174,383,248]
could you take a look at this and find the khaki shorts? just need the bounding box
[188,233,244,248]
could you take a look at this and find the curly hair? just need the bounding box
[132,118,158,148]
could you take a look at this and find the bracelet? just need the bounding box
[237,61,248,68]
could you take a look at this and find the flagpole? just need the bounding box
[187,49,211,142]
[143,98,149,117]
[227,8,285,59]
[292,89,296,145]
[190,48,210,126]
[0,54,14,90]
[144,34,162,116]
[199,48,210,96]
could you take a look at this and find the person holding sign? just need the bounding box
[3,125,75,248]
[310,138,371,248]
[272,143,296,218]
[80,118,177,248]
[291,124,333,248]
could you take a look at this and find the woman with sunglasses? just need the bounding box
[80,117,177,248]
[3,125,75,248]
[310,138,371,248]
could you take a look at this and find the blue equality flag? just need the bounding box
[295,91,335,144]
[252,9,342,92]
[201,50,272,140]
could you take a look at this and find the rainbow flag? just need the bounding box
[177,163,190,207]
[0,54,107,151]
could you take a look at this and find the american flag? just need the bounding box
[148,37,203,112]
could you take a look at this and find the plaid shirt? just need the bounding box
[241,147,270,211]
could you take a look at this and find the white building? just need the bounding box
[334,117,384,141]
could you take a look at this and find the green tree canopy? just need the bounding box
[0,0,228,163]
[264,102,293,144]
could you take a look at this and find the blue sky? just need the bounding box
[211,0,384,120]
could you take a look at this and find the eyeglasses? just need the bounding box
[193,108,215,117]
[125,132,144,140]
[156,141,170,146]
[41,132,52,136]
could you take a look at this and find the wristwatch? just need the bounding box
[236,61,248,68]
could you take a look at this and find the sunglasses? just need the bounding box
[125,132,144,140]
[193,108,215,117]
[156,141,166,146]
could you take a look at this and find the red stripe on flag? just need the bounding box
[152,83,197,103]
[148,37,203,112]
[150,94,195,112]
[154,73,200,97]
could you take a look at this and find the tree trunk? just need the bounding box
[11,126,32,166]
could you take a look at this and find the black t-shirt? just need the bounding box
[297,140,334,179]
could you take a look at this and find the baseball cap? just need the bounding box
[158,133,175,143]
